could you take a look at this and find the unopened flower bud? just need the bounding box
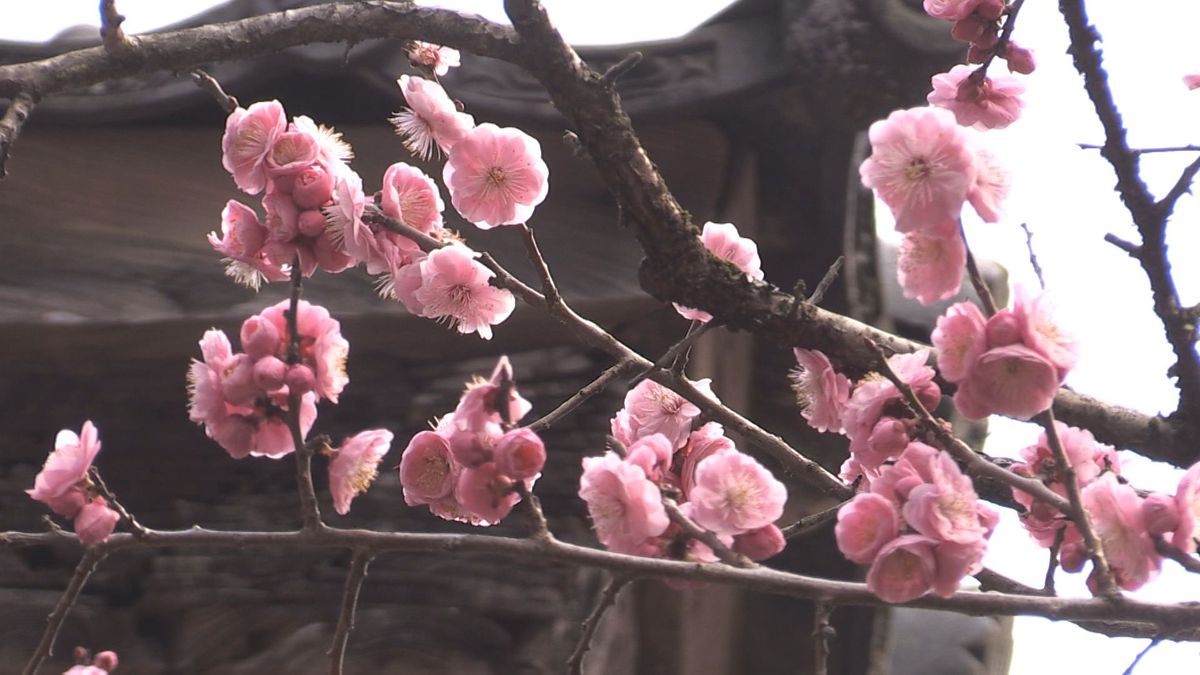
[240,315,280,360]
[494,428,546,480]
[292,164,336,209]
[733,524,786,561]
[1142,493,1180,536]
[253,356,288,391]
[286,364,316,395]
[1004,44,1037,75]
[297,209,328,237]
[93,650,119,671]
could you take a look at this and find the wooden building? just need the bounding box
[0,0,1010,672]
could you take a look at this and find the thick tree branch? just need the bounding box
[0,91,36,179]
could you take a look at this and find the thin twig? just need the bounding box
[514,482,553,542]
[1105,232,1142,257]
[601,51,642,84]
[662,498,753,568]
[527,359,637,433]
[1045,527,1065,595]
[566,574,631,675]
[960,221,998,316]
[1155,538,1200,574]
[285,259,322,531]
[1019,223,1045,290]
[87,467,148,537]
[518,222,561,308]
[812,601,834,675]
[99,0,130,53]
[1080,143,1200,155]
[1121,638,1162,675]
[782,502,845,540]
[630,320,718,385]
[807,256,844,307]
[1156,153,1200,216]
[0,91,36,179]
[973,0,1027,80]
[327,551,372,675]
[1039,411,1119,597]
[190,69,238,113]
[22,549,106,675]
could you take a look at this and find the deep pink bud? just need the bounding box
[292,164,336,209]
[985,310,1023,347]
[286,364,316,395]
[240,315,280,361]
[967,44,990,64]
[1005,44,1037,74]
[253,356,288,391]
[456,462,518,524]
[93,651,119,671]
[221,354,259,407]
[976,0,1004,20]
[733,524,786,561]
[75,498,119,545]
[950,16,990,43]
[494,428,546,480]
[297,209,328,237]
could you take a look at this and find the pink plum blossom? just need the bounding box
[866,535,938,603]
[674,221,764,322]
[265,128,320,177]
[931,301,986,382]
[732,524,786,561]
[1142,493,1180,537]
[843,350,940,463]
[896,231,965,304]
[932,540,987,596]
[624,433,675,483]
[391,75,475,160]
[455,462,519,525]
[1012,285,1078,378]
[836,493,901,564]
[928,65,1025,130]
[688,449,787,536]
[966,142,1011,223]
[790,348,852,433]
[1171,462,1200,554]
[494,428,546,480]
[75,497,120,545]
[381,162,445,236]
[256,300,349,403]
[208,200,288,289]
[619,378,712,450]
[222,100,286,194]
[453,355,533,431]
[328,429,393,515]
[1082,474,1161,591]
[1184,74,1200,91]
[859,107,976,235]
[27,421,101,519]
[407,41,461,76]
[579,452,670,555]
[402,243,516,339]
[901,448,991,544]
[924,0,1003,21]
[444,123,550,229]
[293,115,354,165]
[680,423,735,498]
[398,430,460,504]
[952,344,1059,420]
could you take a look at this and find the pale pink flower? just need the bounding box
[494,428,546,480]
[407,243,516,339]
[932,301,987,382]
[843,351,940,460]
[1012,285,1078,378]
[619,378,712,450]
[680,423,735,498]
[952,344,1059,420]
[790,348,852,433]
[444,123,550,229]
[1142,493,1180,537]
[860,417,911,469]
[398,430,460,504]
[1171,462,1200,554]
[208,200,288,289]
[456,462,519,525]
[328,429,393,515]
[967,140,1011,222]
[438,411,503,468]
[391,75,475,160]
[381,162,445,236]
[733,524,786,561]
[924,0,1003,21]
[407,41,461,76]
[624,433,675,483]
[674,222,764,322]
[27,421,101,519]
[688,449,787,536]
[928,65,1025,130]
[859,107,976,235]
[75,497,119,545]
[222,100,286,194]
[249,394,318,459]
[1082,474,1161,591]
[866,534,938,603]
[932,539,987,597]
[579,452,670,555]
[901,448,990,544]
[266,129,320,177]
[836,493,901,564]
[292,115,354,164]
[453,356,533,432]
[1184,74,1200,91]
[896,231,965,304]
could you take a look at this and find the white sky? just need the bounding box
[5,0,1200,671]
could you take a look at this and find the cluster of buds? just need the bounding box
[579,379,788,563]
[187,300,347,459]
[26,422,120,545]
[924,0,1035,73]
[836,442,999,602]
[398,357,547,525]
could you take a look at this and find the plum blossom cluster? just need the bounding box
[397,357,547,525]
[859,107,1011,304]
[923,0,1035,74]
[26,422,120,546]
[835,442,998,603]
[64,648,118,675]
[673,221,763,323]
[792,348,942,487]
[932,287,1077,420]
[579,379,788,563]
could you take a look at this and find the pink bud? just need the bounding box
[286,364,316,395]
[976,0,1005,21]
[950,16,990,43]
[1143,493,1180,537]
[1059,539,1087,573]
[973,29,999,50]
[1005,44,1037,75]
[297,209,328,237]
[985,310,1023,347]
[240,315,280,361]
[733,524,786,561]
[93,651,119,671]
[292,164,336,209]
[456,462,518,524]
[75,498,119,545]
[494,428,546,480]
[221,354,259,407]
[253,356,288,391]
[967,44,990,64]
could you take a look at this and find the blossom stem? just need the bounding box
[959,220,998,317]
[566,574,631,675]
[1038,410,1120,597]
[1045,527,1065,594]
[661,497,754,568]
[973,0,1026,81]
[327,550,372,675]
[87,467,148,538]
[22,548,106,675]
[527,359,637,433]
[1153,537,1200,574]
[285,257,323,531]
[190,69,238,113]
